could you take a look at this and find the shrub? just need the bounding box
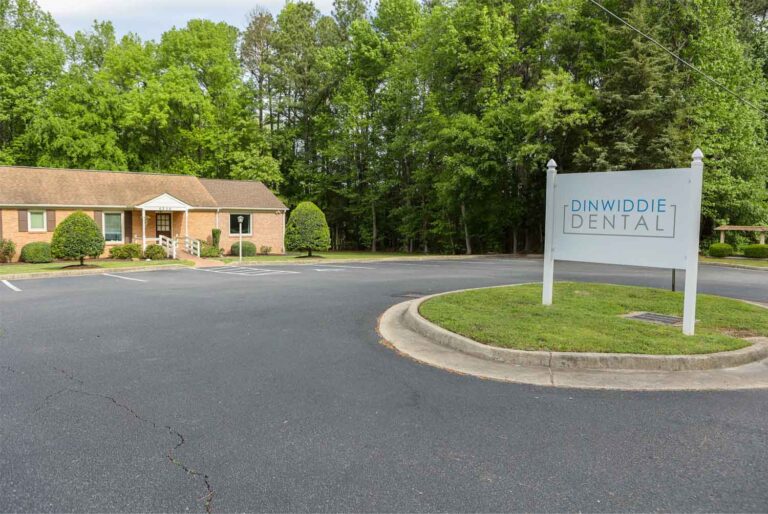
[20,242,53,263]
[200,243,222,258]
[144,244,167,260]
[708,242,734,258]
[743,244,768,259]
[285,201,331,257]
[0,239,16,263]
[51,211,105,265]
[259,245,272,255]
[211,228,221,248]
[231,241,257,257]
[109,243,142,259]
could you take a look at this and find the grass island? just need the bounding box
[419,282,768,355]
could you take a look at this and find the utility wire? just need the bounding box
[586,0,768,118]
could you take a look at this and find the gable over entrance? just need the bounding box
[136,193,191,211]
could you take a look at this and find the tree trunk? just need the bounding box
[258,76,264,128]
[80,256,84,266]
[308,248,312,257]
[461,202,471,255]
[512,228,518,255]
[371,202,377,252]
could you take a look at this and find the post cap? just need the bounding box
[692,148,704,161]
[546,159,557,170]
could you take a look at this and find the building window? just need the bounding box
[29,210,46,232]
[103,212,123,243]
[229,213,252,235]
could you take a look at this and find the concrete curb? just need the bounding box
[377,300,768,390]
[700,261,768,272]
[403,285,768,372]
[0,263,189,281]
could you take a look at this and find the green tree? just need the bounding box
[50,211,105,265]
[0,0,66,163]
[680,0,768,227]
[285,201,331,256]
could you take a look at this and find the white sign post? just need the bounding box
[542,149,704,335]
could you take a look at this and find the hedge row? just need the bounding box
[708,243,768,259]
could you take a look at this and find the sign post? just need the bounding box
[542,159,557,306]
[682,149,704,335]
[542,149,704,335]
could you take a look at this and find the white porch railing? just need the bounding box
[157,234,177,259]
[179,236,201,257]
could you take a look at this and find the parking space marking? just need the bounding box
[103,273,147,282]
[315,268,346,272]
[312,264,376,270]
[193,266,301,276]
[384,262,443,267]
[1,279,21,292]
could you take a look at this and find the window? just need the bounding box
[29,210,46,231]
[103,212,123,243]
[229,213,252,235]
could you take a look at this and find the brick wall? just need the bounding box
[1,208,286,262]
[1,208,114,261]
[218,210,285,255]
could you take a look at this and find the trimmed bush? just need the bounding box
[200,243,222,258]
[708,243,733,258]
[743,244,768,259]
[109,243,142,259]
[51,211,105,265]
[259,245,272,255]
[231,241,257,257]
[285,201,331,257]
[20,242,53,263]
[144,244,167,260]
[0,239,16,263]
[211,228,221,248]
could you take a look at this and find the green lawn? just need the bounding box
[701,256,768,268]
[0,259,193,276]
[419,282,768,355]
[220,251,430,263]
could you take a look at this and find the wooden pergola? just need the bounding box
[715,225,768,244]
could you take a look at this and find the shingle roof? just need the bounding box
[0,166,287,210]
[715,225,768,232]
[199,178,287,210]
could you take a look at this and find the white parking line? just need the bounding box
[103,273,147,282]
[312,264,376,270]
[315,268,346,272]
[1,279,21,292]
[193,266,300,276]
[386,262,443,267]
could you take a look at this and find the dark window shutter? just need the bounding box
[46,210,56,232]
[124,211,133,243]
[93,211,102,231]
[18,210,28,232]
[0,209,3,239]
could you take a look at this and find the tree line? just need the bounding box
[1,0,767,253]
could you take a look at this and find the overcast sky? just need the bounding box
[37,0,335,41]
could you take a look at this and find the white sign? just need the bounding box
[542,150,704,335]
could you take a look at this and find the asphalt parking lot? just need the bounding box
[1,258,768,512]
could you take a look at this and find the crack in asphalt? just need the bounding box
[34,368,215,512]
[52,367,84,385]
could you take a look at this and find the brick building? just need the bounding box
[0,166,287,261]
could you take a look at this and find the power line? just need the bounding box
[586,0,768,118]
